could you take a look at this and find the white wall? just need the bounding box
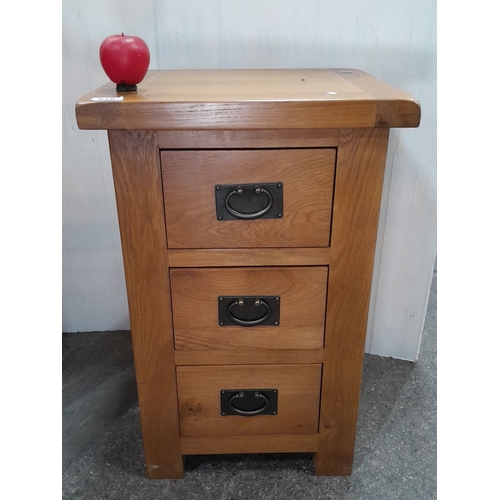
[62,0,436,360]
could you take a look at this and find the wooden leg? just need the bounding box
[108,130,183,479]
[137,382,184,479]
[314,128,389,475]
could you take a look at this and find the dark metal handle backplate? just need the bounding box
[218,296,280,327]
[215,183,283,220]
[221,389,278,416]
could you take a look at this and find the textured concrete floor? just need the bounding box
[62,267,436,499]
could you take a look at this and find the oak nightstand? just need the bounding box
[75,69,420,479]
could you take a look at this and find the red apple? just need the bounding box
[99,33,150,91]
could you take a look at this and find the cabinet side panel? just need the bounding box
[314,128,389,475]
[108,130,183,479]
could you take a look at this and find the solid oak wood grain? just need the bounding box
[170,267,328,350]
[158,129,340,149]
[181,434,319,455]
[330,69,421,127]
[75,69,420,130]
[167,248,330,268]
[174,349,324,366]
[176,364,321,437]
[162,148,335,249]
[107,130,183,479]
[314,128,390,476]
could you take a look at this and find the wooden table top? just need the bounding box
[75,69,420,130]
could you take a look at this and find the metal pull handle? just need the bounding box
[227,298,271,327]
[228,391,270,416]
[224,186,273,220]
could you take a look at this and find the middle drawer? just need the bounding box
[170,266,328,350]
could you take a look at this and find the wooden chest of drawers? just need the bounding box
[76,69,420,479]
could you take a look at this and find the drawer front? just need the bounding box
[161,149,335,249]
[170,266,327,350]
[177,364,321,437]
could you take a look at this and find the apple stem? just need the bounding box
[121,32,124,36]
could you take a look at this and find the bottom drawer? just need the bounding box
[177,364,322,437]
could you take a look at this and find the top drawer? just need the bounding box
[161,149,335,249]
